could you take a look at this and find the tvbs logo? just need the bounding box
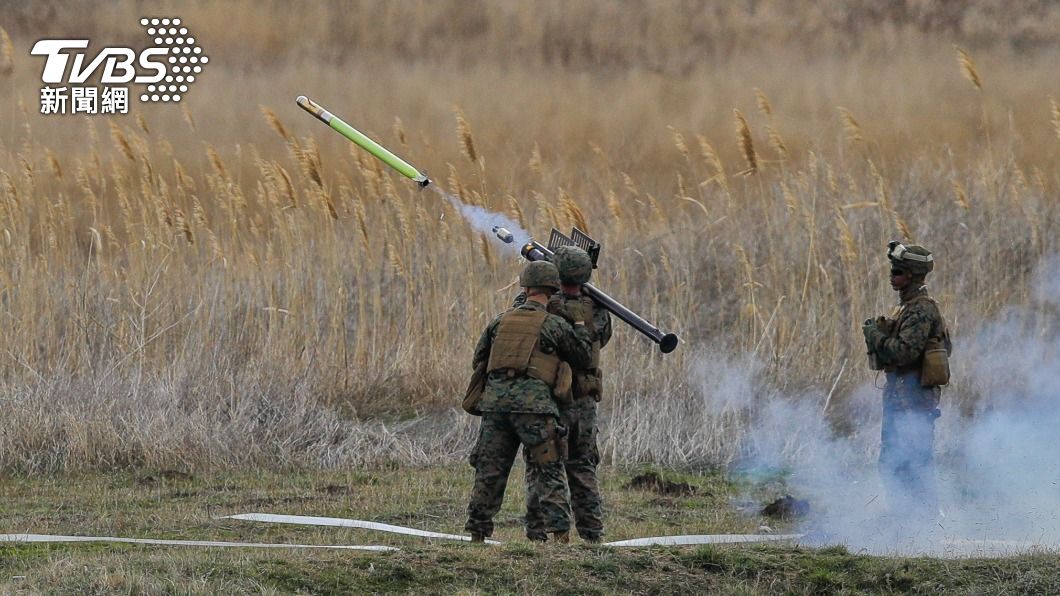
[31,17,208,115]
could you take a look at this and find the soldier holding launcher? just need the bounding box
[518,246,612,544]
[465,261,594,543]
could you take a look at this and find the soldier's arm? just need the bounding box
[543,315,594,369]
[870,303,936,367]
[593,301,613,348]
[471,315,502,369]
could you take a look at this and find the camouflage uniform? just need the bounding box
[863,243,950,521]
[465,275,594,540]
[517,247,613,543]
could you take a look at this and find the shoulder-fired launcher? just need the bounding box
[514,227,679,354]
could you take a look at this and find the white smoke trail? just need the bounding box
[430,185,532,254]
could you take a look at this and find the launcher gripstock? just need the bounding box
[518,227,679,354]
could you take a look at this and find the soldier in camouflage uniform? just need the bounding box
[516,246,612,544]
[465,260,594,543]
[862,241,951,522]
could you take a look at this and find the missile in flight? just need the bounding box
[296,95,430,188]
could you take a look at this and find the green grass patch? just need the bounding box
[1,467,1056,594]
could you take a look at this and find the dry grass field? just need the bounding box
[1,3,1059,592]
[0,0,1056,476]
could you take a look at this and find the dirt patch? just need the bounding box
[237,495,314,508]
[626,472,698,496]
[317,484,353,495]
[761,495,810,519]
[136,470,194,485]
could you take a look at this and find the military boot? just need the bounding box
[470,532,486,543]
[550,531,570,543]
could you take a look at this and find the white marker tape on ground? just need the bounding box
[225,513,503,545]
[604,534,803,547]
[229,514,800,548]
[0,533,396,551]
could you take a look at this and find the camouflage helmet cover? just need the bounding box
[520,260,562,291]
[550,245,593,284]
[887,241,934,276]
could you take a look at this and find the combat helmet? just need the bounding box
[550,245,593,284]
[520,261,562,291]
[887,241,934,277]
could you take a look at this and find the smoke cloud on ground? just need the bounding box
[711,254,1060,556]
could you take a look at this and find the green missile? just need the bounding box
[296,95,430,188]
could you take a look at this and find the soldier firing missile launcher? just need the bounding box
[296,95,430,188]
[500,226,680,354]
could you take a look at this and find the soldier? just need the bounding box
[863,241,951,523]
[465,260,594,543]
[517,246,612,544]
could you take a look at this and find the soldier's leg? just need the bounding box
[524,410,578,541]
[880,401,938,521]
[566,399,604,542]
[898,406,939,519]
[878,399,906,513]
[522,456,547,541]
[465,413,521,538]
[514,413,571,536]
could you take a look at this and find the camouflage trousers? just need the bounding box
[879,373,941,522]
[465,412,570,538]
[525,398,604,542]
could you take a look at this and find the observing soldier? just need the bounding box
[465,260,594,543]
[863,241,951,523]
[515,246,612,544]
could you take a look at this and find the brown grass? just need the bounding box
[956,46,983,92]
[0,1,1056,472]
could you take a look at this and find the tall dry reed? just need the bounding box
[0,1,1055,472]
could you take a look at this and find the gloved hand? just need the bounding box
[548,296,585,326]
[862,318,881,347]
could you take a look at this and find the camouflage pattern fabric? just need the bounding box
[513,291,612,349]
[551,245,594,284]
[465,295,593,538]
[525,396,604,541]
[465,412,570,537]
[519,260,562,290]
[516,290,611,542]
[471,300,593,416]
[863,285,946,383]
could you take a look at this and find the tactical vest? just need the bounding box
[486,308,561,386]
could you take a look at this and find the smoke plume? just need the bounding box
[431,185,530,254]
[716,254,1060,556]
